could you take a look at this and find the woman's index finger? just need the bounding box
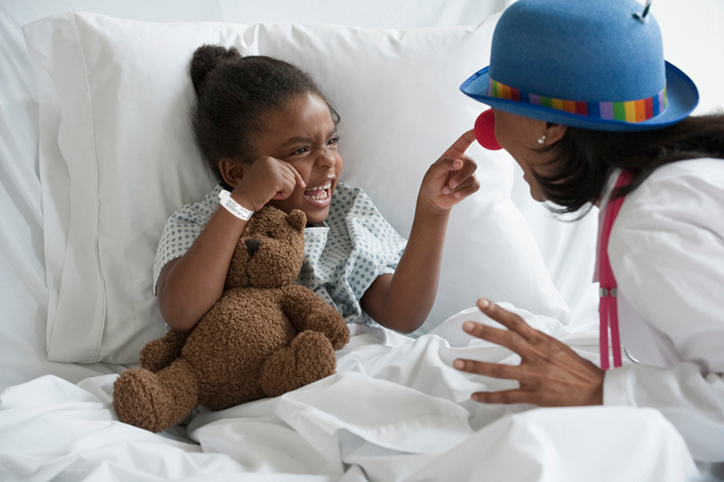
[476,298,538,340]
[443,129,477,159]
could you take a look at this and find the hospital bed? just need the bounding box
[1,0,722,480]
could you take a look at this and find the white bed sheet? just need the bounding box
[0,313,700,482]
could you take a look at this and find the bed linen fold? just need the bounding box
[0,309,700,482]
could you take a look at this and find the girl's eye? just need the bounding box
[290,147,309,156]
[327,136,340,146]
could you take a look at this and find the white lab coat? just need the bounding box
[600,158,724,463]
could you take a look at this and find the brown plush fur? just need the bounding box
[113,206,350,432]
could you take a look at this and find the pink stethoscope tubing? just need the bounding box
[598,170,634,370]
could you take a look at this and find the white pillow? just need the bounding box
[23,12,571,364]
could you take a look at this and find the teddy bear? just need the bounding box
[112,205,350,433]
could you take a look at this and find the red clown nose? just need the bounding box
[474,109,502,150]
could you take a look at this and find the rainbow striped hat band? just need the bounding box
[487,77,667,124]
[460,0,698,132]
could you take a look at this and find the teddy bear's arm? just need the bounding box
[280,284,350,350]
[139,330,190,373]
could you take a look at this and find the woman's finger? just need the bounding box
[474,299,542,342]
[460,321,530,355]
[472,389,531,405]
[453,358,520,381]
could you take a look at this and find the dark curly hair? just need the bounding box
[190,45,339,186]
[532,112,724,215]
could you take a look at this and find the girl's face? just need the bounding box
[492,109,562,203]
[256,93,343,225]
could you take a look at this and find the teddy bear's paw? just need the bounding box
[113,362,198,433]
[113,369,174,432]
[304,310,350,350]
[259,330,337,398]
[140,331,189,373]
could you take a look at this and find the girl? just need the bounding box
[453,0,724,469]
[153,45,479,335]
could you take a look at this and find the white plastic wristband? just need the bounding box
[218,190,254,221]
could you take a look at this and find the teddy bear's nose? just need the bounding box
[245,238,262,257]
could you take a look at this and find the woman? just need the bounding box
[453,0,724,469]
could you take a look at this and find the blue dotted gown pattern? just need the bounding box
[153,182,407,326]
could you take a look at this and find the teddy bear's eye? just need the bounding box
[266,231,276,239]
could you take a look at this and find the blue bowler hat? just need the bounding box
[461,0,699,131]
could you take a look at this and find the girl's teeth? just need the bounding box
[304,181,332,197]
[304,182,331,201]
[306,189,328,196]
[306,192,328,200]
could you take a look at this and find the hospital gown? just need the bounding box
[153,182,407,327]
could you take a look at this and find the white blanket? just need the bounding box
[0,308,699,482]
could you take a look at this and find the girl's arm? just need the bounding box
[156,206,249,333]
[157,156,304,333]
[361,130,479,333]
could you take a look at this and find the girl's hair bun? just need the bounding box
[190,45,241,95]
[189,43,338,184]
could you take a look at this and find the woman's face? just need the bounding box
[492,109,562,203]
[255,93,343,225]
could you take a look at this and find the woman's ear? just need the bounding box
[218,158,246,188]
[544,122,568,144]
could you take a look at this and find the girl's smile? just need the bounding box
[303,174,336,207]
[257,93,343,224]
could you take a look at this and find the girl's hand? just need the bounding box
[233,156,306,211]
[453,299,604,407]
[420,129,480,213]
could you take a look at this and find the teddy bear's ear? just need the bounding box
[286,210,306,232]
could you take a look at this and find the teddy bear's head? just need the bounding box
[225,205,306,289]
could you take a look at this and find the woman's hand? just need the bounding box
[453,298,604,407]
[419,129,480,213]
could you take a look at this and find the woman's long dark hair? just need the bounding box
[534,112,724,214]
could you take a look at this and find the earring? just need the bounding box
[537,135,547,145]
